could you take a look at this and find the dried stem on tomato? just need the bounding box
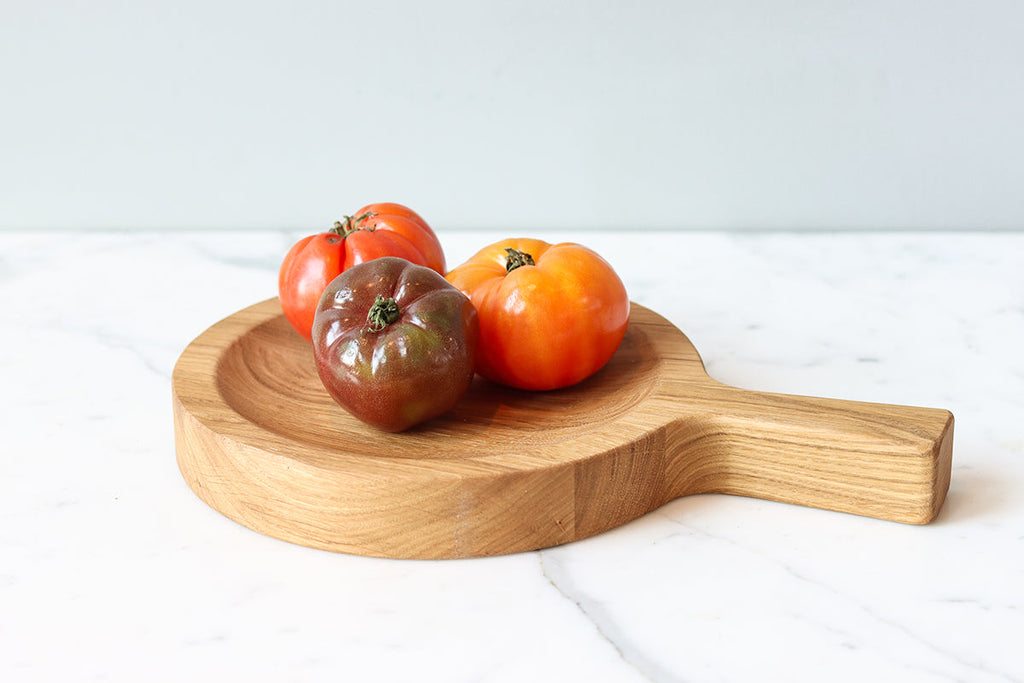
[366,295,400,332]
[504,247,535,272]
[331,211,377,237]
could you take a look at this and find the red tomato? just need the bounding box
[444,238,630,391]
[278,203,445,340]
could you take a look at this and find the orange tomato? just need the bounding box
[445,238,629,391]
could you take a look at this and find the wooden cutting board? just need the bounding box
[173,298,953,559]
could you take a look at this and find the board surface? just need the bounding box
[173,298,953,559]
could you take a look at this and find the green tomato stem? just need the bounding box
[366,295,400,332]
[504,247,535,273]
[331,217,353,236]
[331,211,376,237]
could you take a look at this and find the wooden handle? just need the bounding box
[661,383,954,524]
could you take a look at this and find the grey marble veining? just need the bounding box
[1,229,1022,682]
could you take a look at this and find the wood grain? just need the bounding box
[173,298,953,559]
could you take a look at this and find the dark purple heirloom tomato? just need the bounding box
[311,257,479,432]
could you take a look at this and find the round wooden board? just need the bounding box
[173,299,953,559]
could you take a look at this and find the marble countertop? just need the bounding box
[2,229,1022,682]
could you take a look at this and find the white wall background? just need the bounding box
[2,0,1022,231]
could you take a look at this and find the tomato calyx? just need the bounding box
[331,211,377,237]
[366,294,401,332]
[504,247,535,273]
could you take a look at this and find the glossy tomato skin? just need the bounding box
[312,257,478,432]
[354,203,446,274]
[444,238,629,391]
[278,203,445,341]
[278,233,346,342]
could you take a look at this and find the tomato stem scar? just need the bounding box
[504,247,535,273]
[331,218,352,236]
[366,295,400,332]
[331,211,377,237]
